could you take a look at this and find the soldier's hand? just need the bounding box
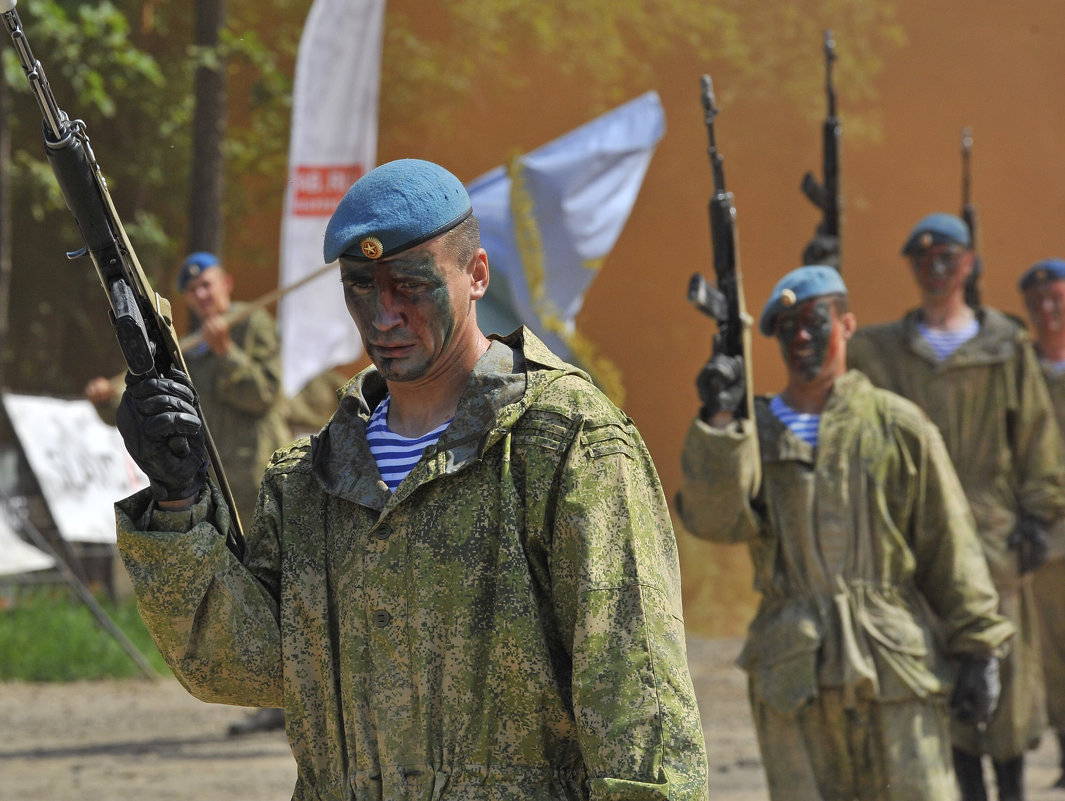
[950,655,1000,726]
[697,353,745,422]
[200,315,233,357]
[1007,515,1049,574]
[802,232,840,269]
[116,368,208,503]
[84,376,117,405]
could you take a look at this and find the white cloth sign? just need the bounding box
[1,394,149,544]
[278,0,388,396]
[0,511,55,576]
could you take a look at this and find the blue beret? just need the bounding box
[900,213,971,255]
[759,265,848,336]
[323,159,473,264]
[177,251,220,291]
[1019,258,1065,291]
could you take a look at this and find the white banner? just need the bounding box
[0,512,55,576]
[2,395,149,544]
[278,0,387,396]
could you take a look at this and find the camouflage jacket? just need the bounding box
[677,370,1012,713]
[848,308,1065,589]
[182,302,291,521]
[117,328,708,801]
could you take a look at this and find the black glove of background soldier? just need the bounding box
[802,231,840,271]
[697,352,745,422]
[950,655,1000,726]
[116,368,208,503]
[1007,515,1050,574]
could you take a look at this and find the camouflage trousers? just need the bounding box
[749,684,954,801]
[1033,557,1065,731]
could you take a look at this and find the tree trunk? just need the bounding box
[0,55,12,387]
[187,0,228,256]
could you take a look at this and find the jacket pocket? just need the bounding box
[857,587,945,701]
[739,599,822,715]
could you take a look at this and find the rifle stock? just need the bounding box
[1,0,245,557]
[687,75,755,423]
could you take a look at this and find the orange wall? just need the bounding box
[233,1,1065,638]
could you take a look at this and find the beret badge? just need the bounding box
[360,236,384,260]
[781,289,797,307]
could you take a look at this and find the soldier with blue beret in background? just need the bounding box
[678,263,1012,801]
[1018,257,1065,789]
[849,213,1065,801]
[111,158,709,800]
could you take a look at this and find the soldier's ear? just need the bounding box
[840,311,857,339]
[469,249,489,301]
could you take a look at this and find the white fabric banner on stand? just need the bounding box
[278,0,387,396]
[0,512,55,576]
[1,394,148,544]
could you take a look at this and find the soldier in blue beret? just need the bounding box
[850,215,1065,801]
[681,264,1005,801]
[1019,257,1065,788]
[679,264,1010,801]
[112,158,709,799]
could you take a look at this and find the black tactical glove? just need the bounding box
[116,368,208,503]
[802,232,840,270]
[697,352,745,422]
[1007,515,1050,574]
[951,655,1000,726]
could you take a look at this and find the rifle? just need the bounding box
[687,75,755,423]
[0,0,245,557]
[961,126,982,308]
[800,29,842,271]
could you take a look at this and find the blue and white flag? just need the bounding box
[468,92,666,381]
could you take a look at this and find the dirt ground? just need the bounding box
[1,636,1063,801]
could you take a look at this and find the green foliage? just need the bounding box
[0,585,168,681]
[381,0,905,151]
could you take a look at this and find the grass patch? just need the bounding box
[0,585,170,681]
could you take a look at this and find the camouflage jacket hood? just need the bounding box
[310,327,588,510]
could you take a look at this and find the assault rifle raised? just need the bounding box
[961,126,982,308]
[687,75,755,423]
[0,0,245,557]
[800,29,842,271]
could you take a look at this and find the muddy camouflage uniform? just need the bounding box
[1032,357,1065,735]
[848,307,1065,760]
[117,329,709,801]
[677,370,1012,801]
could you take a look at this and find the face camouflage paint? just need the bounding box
[1025,279,1065,337]
[775,298,837,381]
[341,245,459,383]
